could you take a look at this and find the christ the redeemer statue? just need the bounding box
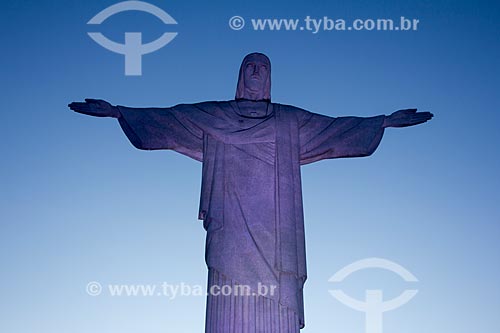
[69,52,432,333]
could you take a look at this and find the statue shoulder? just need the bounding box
[273,102,309,113]
[187,100,230,108]
[272,102,312,122]
[171,100,233,114]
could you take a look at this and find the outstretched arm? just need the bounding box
[383,109,433,128]
[298,108,433,165]
[68,98,204,161]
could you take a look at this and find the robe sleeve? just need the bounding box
[116,104,204,161]
[298,110,386,165]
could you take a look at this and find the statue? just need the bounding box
[69,52,433,332]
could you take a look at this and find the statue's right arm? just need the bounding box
[68,99,121,118]
[69,98,204,160]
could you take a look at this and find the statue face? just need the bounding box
[243,57,269,93]
[235,52,271,101]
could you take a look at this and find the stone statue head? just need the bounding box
[235,52,271,101]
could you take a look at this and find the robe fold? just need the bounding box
[117,100,385,331]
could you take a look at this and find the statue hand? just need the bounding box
[383,109,433,128]
[68,99,120,118]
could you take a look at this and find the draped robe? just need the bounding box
[116,100,385,331]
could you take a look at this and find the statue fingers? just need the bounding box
[68,102,89,111]
[398,108,417,114]
[419,111,434,119]
[412,113,433,122]
[409,116,431,125]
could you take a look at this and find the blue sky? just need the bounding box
[1,0,499,332]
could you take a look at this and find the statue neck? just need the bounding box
[234,100,271,117]
[242,88,267,101]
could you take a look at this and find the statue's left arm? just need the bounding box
[298,108,432,165]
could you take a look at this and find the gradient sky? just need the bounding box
[1,0,499,332]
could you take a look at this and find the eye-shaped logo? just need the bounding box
[87,1,178,76]
[329,258,418,333]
